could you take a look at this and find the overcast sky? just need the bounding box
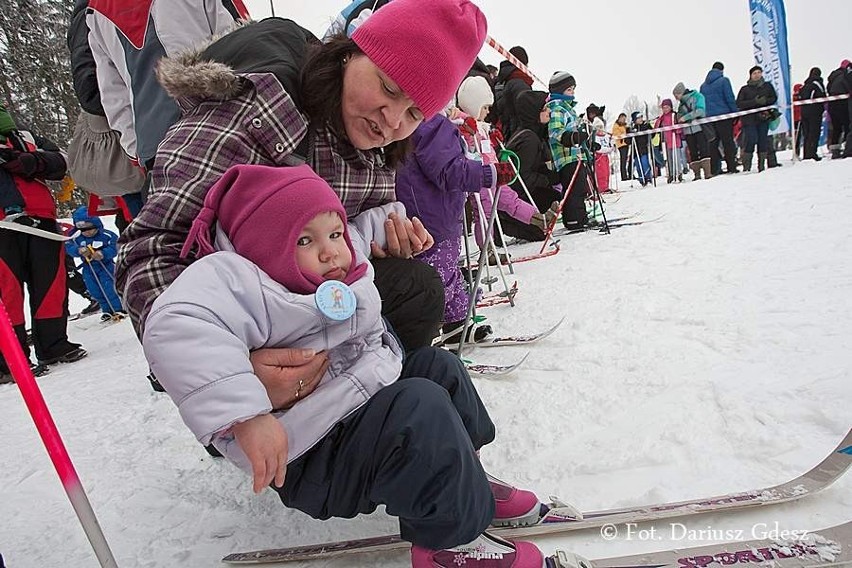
[244,0,851,117]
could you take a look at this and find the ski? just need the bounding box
[474,243,560,269]
[0,218,79,241]
[222,428,851,564]
[464,352,529,377]
[468,317,565,348]
[547,521,852,568]
[477,281,519,308]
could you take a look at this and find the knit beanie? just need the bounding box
[749,65,763,75]
[351,0,488,120]
[661,98,673,109]
[181,164,367,295]
[457,76,494,118]
[712,61,724,71]
[508,46,529,66]
[0,102,16,136]
[841,59,851,69]
[631,111,641,123]
[672,82,686,96]
[549,71,576,94]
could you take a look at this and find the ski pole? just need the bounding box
[83,248,120,314]
[0,301,119,568]
[539,160,582,254]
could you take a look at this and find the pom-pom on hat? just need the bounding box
[549,71,576,94]
[457,76,494,118]
[351,0,488,120]
[181,164,367,295]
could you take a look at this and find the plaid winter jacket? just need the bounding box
[115,22,396,337]
[546,95,582,171]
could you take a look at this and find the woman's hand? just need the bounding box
[371,212,434,259]
[250,348,329,410]
[231,414,289,493]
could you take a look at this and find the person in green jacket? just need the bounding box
[673,82,712,180]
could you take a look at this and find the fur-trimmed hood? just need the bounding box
[156,18,318,104]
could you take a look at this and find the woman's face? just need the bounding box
[341,54,424,150]
[539,106,550,124]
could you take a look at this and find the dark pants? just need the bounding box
[709,119,738,172]
[372,258,444,351]
[618,145,630,180]
[801,114,822,159]
[65,253,90,299]
[0,219,79,369]
[827,101,849,149]
[685,131,709,161]
[558,161,589,227]
[495,212,545,243]
[274,347,496,550]
[741,122,770,153]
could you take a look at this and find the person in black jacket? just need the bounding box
[504,90,561,216]
[826,60,851,158]
[491,46,533,140]
[736,65,778,172]
[798,67,826,161]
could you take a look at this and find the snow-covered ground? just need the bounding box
[2,157,851,567]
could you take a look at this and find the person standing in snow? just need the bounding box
[673,82,712,180]
[798,67,827,161]
[654,99,683,183]
[145,163,547,568]
[546,71,591,229]
[492,46,534,140]
[826,60,851,159]
[736,65,778,172]
[629,112,653,186]
[0,126,87,380]
[700,61,739,175]
[65,205,127,321]
[611,113,630,181]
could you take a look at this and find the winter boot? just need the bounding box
[487,251,512,266]
[741,152,753,172]
[757,152,767,172]
[439,320,494,346]
[411,533,544,568]
[829,145,842,159]
[38,346,87,366]
[81,298,101,316]
[699,158,713,180]
[688,161,702,180]
[767,151,781,168]
[488,474,543,527]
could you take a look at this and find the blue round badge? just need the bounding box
[315,280,357,321]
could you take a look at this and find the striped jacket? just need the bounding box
[115,20,397,337]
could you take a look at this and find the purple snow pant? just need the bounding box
[415,237,468,323]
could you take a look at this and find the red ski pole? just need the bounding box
[0,301,119,567]
[539,163,582,254]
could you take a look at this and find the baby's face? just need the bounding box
[295,211,352,282]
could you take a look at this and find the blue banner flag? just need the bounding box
[749,0,791,134]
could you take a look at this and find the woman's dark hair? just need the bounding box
[300,34,411,168]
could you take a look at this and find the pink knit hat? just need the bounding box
[352,0,488,119]
[842,59,851,69]
[181,164,367,295]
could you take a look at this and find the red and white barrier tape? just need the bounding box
[615,93,850,140]
[485,35,547,88]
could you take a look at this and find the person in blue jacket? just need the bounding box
[65,206,125,320]
[700,61,739,175]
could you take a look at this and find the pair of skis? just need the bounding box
[456,317,565,377]
[222,428,852,564]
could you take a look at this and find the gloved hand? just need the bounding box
[489,127,504,150]
[560,130,589,147]
[495,161,515,186]
[91,250,104,261]
[460,116,478,136]
[0,149,38,178]
[755,95,767,105]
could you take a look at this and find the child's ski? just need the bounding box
[222,428,851,563]
[464,352,529,377]
[477,281,519,308]
[468,317,565,348]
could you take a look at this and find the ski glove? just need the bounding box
[495,161,515,186]
[460,116,478,136]
[0,149,37,177]
[489,127,504,150]
[560,130,589,148]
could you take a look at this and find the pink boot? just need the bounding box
[488,474,542,527]
[411,532,545,568]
